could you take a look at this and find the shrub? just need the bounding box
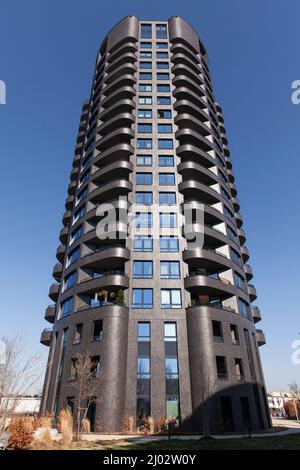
[59,409,73,445]
[157,415,166,433]
[81,418,90,433]
[148,416,154,434]
[8,416,34,450]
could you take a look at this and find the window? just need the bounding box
[160,236,179,252]
[72,206,84,225]
[136,155,152,166]
[160,261,180,279]
[140,51,152,58]
[132,289,153,308]
[66,246,80,266]
[160,212,177,228]
[141,23,152,39]
[92,320,103,341]
[139,72,152,80]
[158,124,172,133]
[138,96,152,105]
[216,356,227,379]
[76,187,87,205]
[158,155,174,166]
[234,272,246,291]
[79,170,90,187]
[70,358,78,380]
[140,61,152,69]
[235,358,244,381]
[156,24,167,39]
[61,297,73,317]
[63,271,77,290]
[137,322,151,419]
[159,192,176,205]
[134,235,153,252]
[159,173,175,185]
[81,153,92,170]
[212,320,223,342]
[91,356,100,378]
[73,324,83,345]
[221,188,231,202]
[141,42,152,49]
[227,226,238,243]
[133,261,153,279]
[157,109,171,118]
[137,138,152,149]
[136,173,152,185]
[224,206,234,222]
[161,289,182,309]
[157,62,169,69]
[138,322,150,339]
[135,212,152,228]
[157,52,168,58]
[135,192,153,205]
[157,84,171,92]
[164,322,177,338]
[139,84,152,92]
[69,225,83,245]
[231,248,241,266]
[158,139,173,149]
[157,73,170,80]
[157,96,171,105]
[231,324,239,345]
[164,322,180,421]
[157,42,168,49]
[239,298,249,318]
[138,123,152,133]
[138,109,152,118]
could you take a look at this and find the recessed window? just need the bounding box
[141,24,152,39]
[91,355,100,378]
[136,155,152,166]
[81,153,92,171]
[138,322,150,339]
[72,206,85,225]
[157,72,170,80]
[158,139,173,149]
[141,42,152,49]
[158,124,172,133]
[136,173,152,185]
[160,261,180,279]
[134,235,153,252]
[140,61,152,69]
[157,96,171,105]
[139,72,152,80]
[63,271,77,291]
[76,187,87,205]
[160,212,177,228]
[157,84,170,93]
[135,212,152,228]
[139,84,152,92]
[140,51,152,58]
[156,24,167,39]
[138,96,152,105]
[160,236,179,252]
[156,42,168,49]
[239,298,249,318]
[227,226,238,243]
[235,358,244,381]
[230,324,239,345]
[92,320,103,341]
[69,225,83,245]
[135,192,153,205]
[133,261,153,279]
[157,62,169,69]
[132,288,153,308]
[216,356,228,379]
[159,173,175,185]
[73,324,83,345]
[138,109,152,118]
[158,155,174,166]
[61,297,73,317]
[159,192,176,205]
[212,320,223,342]
[157,109,171,118]
[138,123,152,133]
[231,248,241,266]
[137,138,152,149]
[157,52,168,58]
[234,272,246,291]
[66,246,80,266]
[161,289,182,309]
[79,170,90,187]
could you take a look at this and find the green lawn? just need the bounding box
[78,433,300,450]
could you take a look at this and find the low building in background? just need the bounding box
[0,396,41,416]
[268,391,300,419]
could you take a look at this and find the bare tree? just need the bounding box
[0,336,42,435]
[69,352,99,438]
[288,382,300,421]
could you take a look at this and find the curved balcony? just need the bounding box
[101,85,135,108]
[170,42,201,65]
[75,273,129,296]
[97,113,135,136]
[67,181,77,195]
[65,195,74,211]
[74,142,83,156]
[59,226,69,244]
[248,284,257,302]
[235,212,243,228]
[221,132,228,145]
[62,210,71,226]
[49,283,60,302]
[83,221,128,245]
[232,197,240,212]
[184,223,228,248]
[174,100,210,123]
[176,128,213,152]
[89,179,132,204]
[227,169,234,183]
[104,62,136,85]
[40,329,52,347]
[179,180,221,205]
[225,156,232,169]
[105,52,136,75]
[244,264,253,281]
[172,64,203,87]
[184,274,237,299]
[76,130,85,143]
[174,112,211,133]
[183,248,232,272]
[173,87,207,110]
[91,160,133,184]
[241,245,249,262]
[172,53,201,74]
[85,198,130,224]
[79,246,130,270]
[176,144,215,168]
[172,74,205,97]
[45,304,56,324]
[252,306,261,323]
[230,183,237,197]
[103,74,136,97]
[52,262,62,281]
[98,99,135,122]
[72,153,81,168]
[70,167,79,181]
[95,128,134,151]
[94,143,134,167]
[186,303,237,316]
[107,42,137,63]
[256,329,266,346]
[223,144,230,157]
[56,244,66,263]
[238,228,246,245]
[177,161,218,186]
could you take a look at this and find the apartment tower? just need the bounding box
[40,16,270,433]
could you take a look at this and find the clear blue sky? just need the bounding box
[0,0,299,391]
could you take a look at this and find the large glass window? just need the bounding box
[157,84,171,93]
[161,289,182,309]
[66,246,80,266]
[137,322,151,421]
[160,212,177,228]
[160,236,179,252]
[239,298,249,318]
[139,72,152,80]
[136,155,152,166]
[76,187,87,205]
[159,173,175,185]
[158,139,173,149]
[132,289,153,308]
[212,320,223,342]
[157,62,169,69]
[138,109,152,118]
[234,272,246,291]
[141,24,152,39]
[138,96,152,105]
[135,212,152,228]
[137,138,152,149]
[72,206,84,225]
[158,124,172,133]
[157,72,170,80]
[135,192,153,205]
[140,51,152,58]
[216,356,228,379]
[133,261,153,279]
[157,109,171,118]
[140,61,152,69]
[139,84,152,93]
[156,42,168,49]
[64,271,77,290]
[61,297,73,317]
[136,173,152,185]
[134,235,153,252]
[158,155,174,166]
[69,225,83,245]
[231,247,241,266]
[164,322,180,422]
[138,123,152,133]
[157,96,171,105]
[159,192,176,205]
[156,24,167,39]
[160,261,180,279]
[141,42,152,49]
[157,52,168,58]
